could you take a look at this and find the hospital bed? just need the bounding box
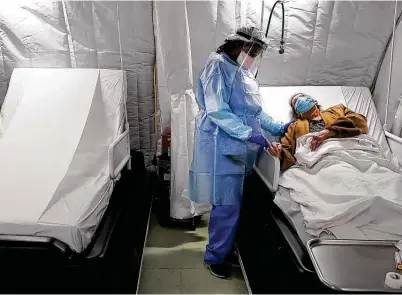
[236,86,402,293]
[0,68,151,293]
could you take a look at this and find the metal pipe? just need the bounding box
[265,0,285,54]
[255,0,286,79]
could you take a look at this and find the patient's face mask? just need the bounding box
[295,95,316,114]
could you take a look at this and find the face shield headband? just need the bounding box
[226,27,268,75]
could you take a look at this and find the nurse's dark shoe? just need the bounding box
[225,251,240,268]
[204,262,232,279]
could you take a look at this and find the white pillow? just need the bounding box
[259,86,346,124]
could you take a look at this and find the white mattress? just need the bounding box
[0,68,126,253]
[259,86,395,244]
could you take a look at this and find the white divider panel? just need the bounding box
[0,69,99,223]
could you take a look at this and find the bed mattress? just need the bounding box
[259,86,396,245]
[0,68,126,253]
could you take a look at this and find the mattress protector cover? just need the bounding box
[0,68,126,252]
[259,86,397,244]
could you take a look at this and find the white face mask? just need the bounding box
[236,51,255,70]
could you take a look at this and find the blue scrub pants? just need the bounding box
[204,204,241,265]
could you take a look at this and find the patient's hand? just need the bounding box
[311,129,335,151]
[268,142,282,157]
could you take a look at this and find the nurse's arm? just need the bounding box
[258,111,284,136]
[203,73,252,142]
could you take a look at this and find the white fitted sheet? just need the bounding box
[0,68,126,253]
[259,86,396,244]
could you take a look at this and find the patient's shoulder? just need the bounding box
[288,120,299,130]
[324,104,346,114]
[328,104,346,110]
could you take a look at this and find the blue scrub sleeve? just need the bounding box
[203,72,252,142]
[258,111,285,136]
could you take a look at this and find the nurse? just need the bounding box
[188,26,291,279]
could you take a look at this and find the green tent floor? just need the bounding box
[138,214,247,294]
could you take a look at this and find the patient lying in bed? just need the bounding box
[268,93,402,241]
[267,93,368,171]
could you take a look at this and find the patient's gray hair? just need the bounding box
[289,93,307,117]
[290,93,307,103]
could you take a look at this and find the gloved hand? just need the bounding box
[248,133,268,148]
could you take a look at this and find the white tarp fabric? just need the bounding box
[373,2,402,134]
[279,134,402,241]
[0,1,399,219]
[259,1,401,86]
[154,1,211,219]
[154,0,400,218]
[0,68,125,253]
[0,1,155,164]
[342,86,395,163]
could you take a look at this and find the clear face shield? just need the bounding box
[237,39,267,75]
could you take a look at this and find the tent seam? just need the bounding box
[280,0,291,85]
[370,5,402,92]
[61,0,76,68]
[90,2,100,69]
[323,1,335,63]
[306,1,319,84]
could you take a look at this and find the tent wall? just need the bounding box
[373,2,402,134]
[259,1,401,86]
[0,1,155,164]
[154,0,400,219]
[0,0,399,219]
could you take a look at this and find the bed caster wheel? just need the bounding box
[189,223,196,231]
[189,216,202,231]
[157,214,172,228]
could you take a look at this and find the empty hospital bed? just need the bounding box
[236,86,402,294]
[0,68,150,293]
